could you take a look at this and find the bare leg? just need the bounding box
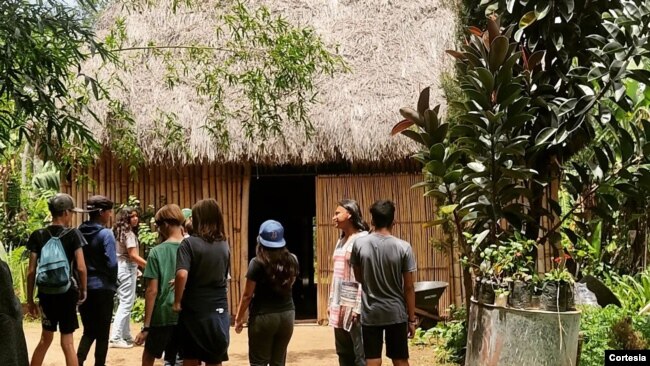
[30,330,54,366]
[392,359,409,366]
[60,333,79,366]
[367,358,382,366]
[142,350,156,366]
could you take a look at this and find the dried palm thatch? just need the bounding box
[84,0,457,165]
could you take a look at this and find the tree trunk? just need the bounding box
[463,266,472,322]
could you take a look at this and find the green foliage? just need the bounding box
[31,162,60,194]
[397,2,650,306]
[0,183,54,252]
[7,246,30,303]
[0,0,111,161]
[411,305,467,365]
[131,297,145,323]
[579,305,650,366]
[138,221,159,248]
[606,270,650,313]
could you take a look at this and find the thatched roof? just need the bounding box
[85,0,457,165]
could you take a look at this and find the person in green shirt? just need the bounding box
[134,204,186,366]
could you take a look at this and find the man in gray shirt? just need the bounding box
[351,200,416,366]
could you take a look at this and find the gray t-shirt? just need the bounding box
[350,232,416,326]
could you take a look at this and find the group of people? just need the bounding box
[19,192,417,366]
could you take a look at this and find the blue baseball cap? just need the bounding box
[258,220,286,248]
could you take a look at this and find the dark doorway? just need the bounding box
[248,175,317,320]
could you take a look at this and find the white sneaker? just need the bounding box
[109,340,133,349]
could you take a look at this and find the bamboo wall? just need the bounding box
[61,156,250,316]
[315,174,452,324]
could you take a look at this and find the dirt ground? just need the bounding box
[23,321,435,365]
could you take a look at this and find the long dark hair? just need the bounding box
[192,199,226,243]
[255,242,298,294]
[338,199,369,236]
[113,206,139,244]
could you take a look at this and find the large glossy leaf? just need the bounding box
[468,161,486,173]
[519,11,537,29]
[430,123,449,144]
[399,107,424,128]
[429,143,445,161]
[475,67,494,92]
[399,130,424,145]
[391,119,415,136]
[487,18,500,43]
[619,129,635,162]
[423,109,439,134]
[593,148,610,175]
[488,36,510,72]
[425,160,447,177]
[417,87,430,115]
[534,0,550,20]
[535,127,557,146]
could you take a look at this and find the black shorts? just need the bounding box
[38,289,79,334]
[145,325,180,359]
[362,322,409,360]
[178,309,230,363]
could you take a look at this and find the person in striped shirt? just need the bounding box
[328,199,369,366]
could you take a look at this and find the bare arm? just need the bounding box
[127,247,147,268]
[75,248,87,304]
[173,269,188,312]
[403,271,416,337]
[135,279,158,345]
[26,252,37,305]
[143,279,158,327]
[234,279,256,333]
[352,264,363,286]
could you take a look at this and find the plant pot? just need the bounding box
[540,281,573,312]
[478,280,495,305]
[509,280,533,309]
[473,276,482,301]
[494,293,509,307]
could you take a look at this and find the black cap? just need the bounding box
[48,193,84,213]
[86,195,114,212]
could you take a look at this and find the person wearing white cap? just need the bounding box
[234,220,299,366]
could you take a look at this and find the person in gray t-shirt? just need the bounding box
[351,200,416,366]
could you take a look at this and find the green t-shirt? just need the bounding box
[143,241,181,326]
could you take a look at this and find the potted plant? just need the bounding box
[540,254,575,312]
[494,287,510,307]
[508,272,533,309]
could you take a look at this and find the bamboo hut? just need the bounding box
[65,0,461,323]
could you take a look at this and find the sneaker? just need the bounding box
[109,340,133,349]
[124,338,135,346]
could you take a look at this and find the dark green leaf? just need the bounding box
[417,87,430,115]
[535,127,557,146]
[619,129,635,162]
[399,130,424,145]
[534,0,550,20]
[488,36,509,72]
[475,68,494,92]
[593,148,610,175]
[399,107,424,128]
[430,123,449,144]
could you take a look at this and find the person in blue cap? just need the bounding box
[234,220,299,366]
